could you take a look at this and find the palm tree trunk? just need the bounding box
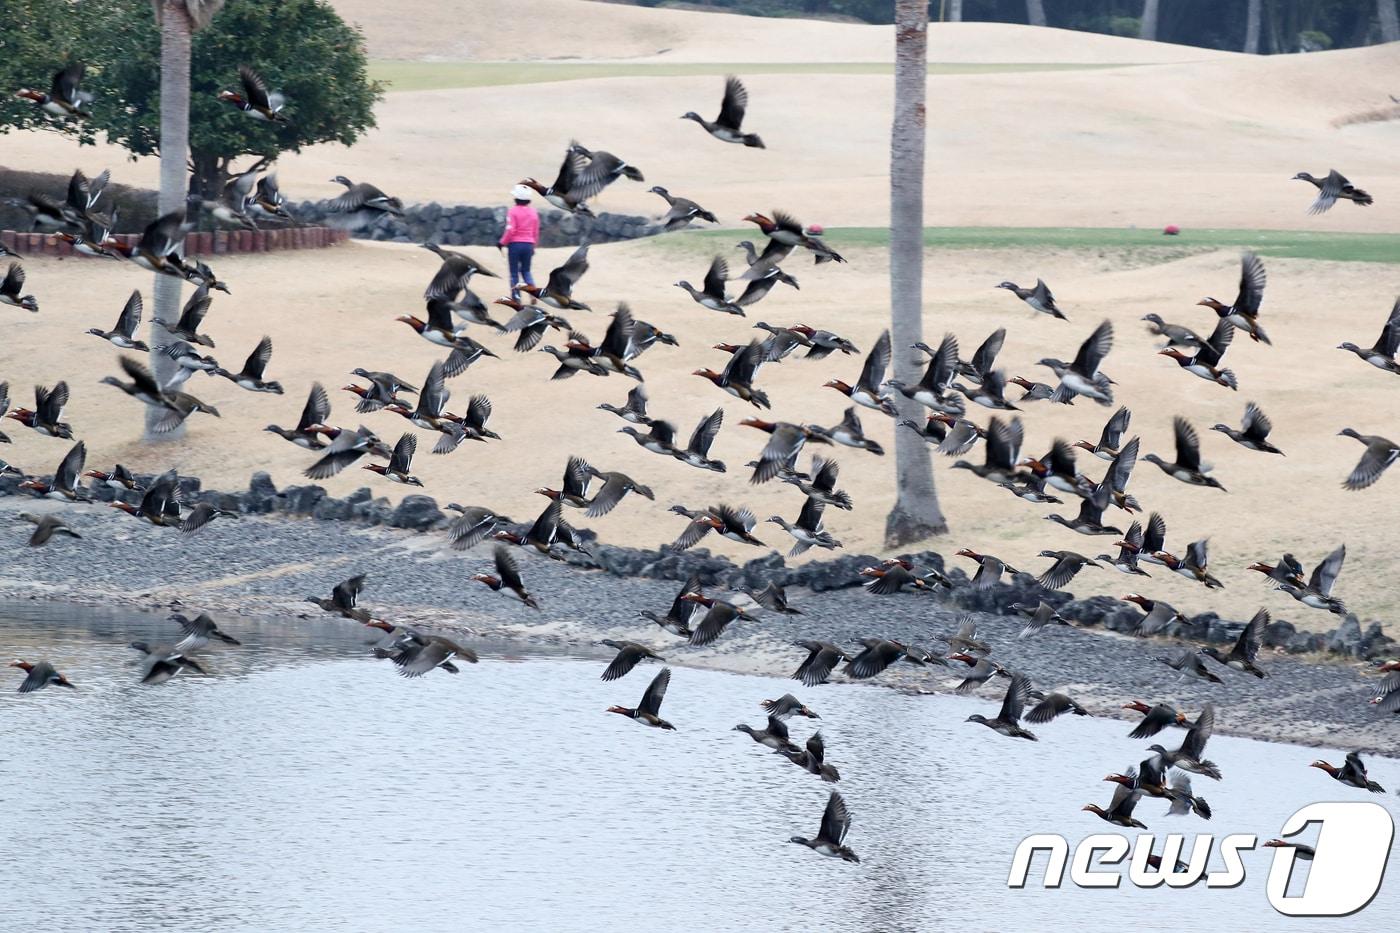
[1026,0,1047,27]
[148,0,194,440]
[1379,0,1400,42]
[1140,0,1160,40]
[1244,0,1263,53]
[885,0,947,548]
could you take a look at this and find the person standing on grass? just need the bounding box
[500,184,540,299]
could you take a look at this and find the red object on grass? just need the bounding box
[1163,224,1181,236]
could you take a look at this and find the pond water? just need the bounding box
[1,604,1397,933]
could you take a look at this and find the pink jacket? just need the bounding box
[500,204,540,246]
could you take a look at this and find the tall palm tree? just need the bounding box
[1026,0,1047,27]
[1140,0,1160,40]
[147,0,225,440]
[1244,0,1263,53]
[885,0,948,547]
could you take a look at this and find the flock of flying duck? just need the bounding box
[5,64,1400,863]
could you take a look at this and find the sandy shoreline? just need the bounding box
[2,500,1394,752]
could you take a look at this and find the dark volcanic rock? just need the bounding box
[389,495,443,530]
[279,484,327,515]
[1061,595,1121,627]
[1327,615,1363,656]
[1262,618,1296,648]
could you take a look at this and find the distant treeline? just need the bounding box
[618,0,1400,52]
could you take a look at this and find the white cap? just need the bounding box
[511,184,534,201]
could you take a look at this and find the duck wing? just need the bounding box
[716,75,749,131]
[970,327,1006,377]
[54,440,86,492]
[297,382,330,432]
[687,407,723,456]
[1027,692,1083,724]
[601,643,648,682]
[998,671,1032,723]
[119,357,164,402]
[1180,703,1215,761]
[1233,252,1266,315]
[238,336,273,380]
[819,791,851,846]
[1195,318,1234,367]
[1072,320,1114,377]
[638,667,671,716]
[528,499,564,547]
[859,329,891,392]
[1106,436,1139,494]
[600,304,635,359]
[237,65,275,111]
[667,574,704,621]
[1172,417,1202,471]
[1240,402,1272,442]
[689,602,739,646]
[702,256,730,300]
[1308,544,1346,596]
[388,433,416,473]
[332,574,365,610]
[1235,609,1266,662]
[113,290,143,338]
[547,242,591,296]
[1373,297,1400,357]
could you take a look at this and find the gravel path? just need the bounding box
[2,500,1395,751]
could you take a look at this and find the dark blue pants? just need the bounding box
[507,242,535,297]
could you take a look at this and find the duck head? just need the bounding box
[1309,760,1339,775]
[605,705,632,716]
[1120,700,1152,714]
[823,379,852,393]
[394,314,425,331]
[1140,313,1164,324]
[965,713,989,725]
[954,548,982,560]
[1103,773,1135,787]
[995,281,1018,291]
[738,417,775,431]
[14,89,45,103]
[1291,172,1316,183]
[692,368,721,381]
[1158,348,1189,362]
[1121,593,1150,608]
[216,90,245,106]
[1196,297,1227,311]
[329,175,352,187]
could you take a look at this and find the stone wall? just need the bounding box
[288,200,663,247]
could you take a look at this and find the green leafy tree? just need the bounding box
[0,0,106,142]
[93,0,383,198]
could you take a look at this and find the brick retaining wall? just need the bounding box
[0,225,349,259]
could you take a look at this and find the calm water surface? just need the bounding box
[2,604,1397,933]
